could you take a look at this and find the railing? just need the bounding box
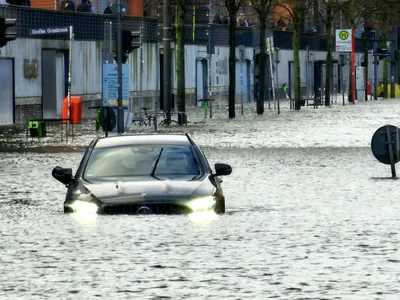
[0,4,158,41]
[0,4,254,46]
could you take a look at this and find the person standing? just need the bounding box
[77,0,91,13]
[103,0,113,14]
[283,83,290,100]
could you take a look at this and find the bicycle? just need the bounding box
[158,109,175,126]
[132,108,154,126]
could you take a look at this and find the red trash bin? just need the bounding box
[367,82,371,95]
[62,96,83,124]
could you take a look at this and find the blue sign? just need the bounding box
[102,64,130,108]
[31,27,69,36]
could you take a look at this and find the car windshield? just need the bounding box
[83,144,201,180]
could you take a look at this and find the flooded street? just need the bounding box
[1,100,400,299]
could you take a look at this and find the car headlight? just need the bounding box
[187,196,216,212]
[69,200,98,214]
[68,185,99,214]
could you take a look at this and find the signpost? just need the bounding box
[371,125,400,178]
[335,29,351,52]
[30,26,73,139]
[102,64,130,107]
[336,29,355,104]
[266,35,275,110]
[31,26,69,36]
[102,63,130,131]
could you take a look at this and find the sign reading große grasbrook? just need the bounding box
[335,29,352,52]
[31,26,69,36]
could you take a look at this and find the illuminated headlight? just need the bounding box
[69,200,98,214]
[187,196,216,212]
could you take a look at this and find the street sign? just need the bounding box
[335,29,352,52]
[31,26,69,36]
[102,63,130,107]
[371,124,400,177]
[99,106,117,133]
[371,125,400,165]
[373,48,390,57]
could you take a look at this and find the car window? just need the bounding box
[83,144,201,180]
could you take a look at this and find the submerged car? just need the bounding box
[52,133,232,215]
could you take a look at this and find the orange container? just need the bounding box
[31,0,55,10]
[62,96,83,124]
[127,0,144,16]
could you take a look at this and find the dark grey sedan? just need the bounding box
[52,133,232,215]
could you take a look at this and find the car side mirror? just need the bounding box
[52,166,73,186]
[214,163,232,176]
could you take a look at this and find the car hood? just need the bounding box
[82,177,213,204]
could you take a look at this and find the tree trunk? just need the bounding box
[325,8,333,106]
[258,15,266,115]
[348,0,356,102]
[363,25,369,101]
[176,0,185,124]
[228,4,237,119]
[293,16,301,110]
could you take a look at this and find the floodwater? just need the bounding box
[1,100,400,299]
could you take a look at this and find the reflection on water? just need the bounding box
[70,212,98,226]
[1,147,400,299]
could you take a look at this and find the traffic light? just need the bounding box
[115,30,141,64]
[0,17,17,48]
[121,30,141,54]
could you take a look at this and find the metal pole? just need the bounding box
[351,27,355,104]
[108,21,112,62]
[268,35,276,110]
[139,25,143,126]
[67,25,73,141]
[373,41,378,100]
[163,0,172,124]
[276,60,280,114]
[390,41,395,98]
[103,21,108,63]
[342,63,345,105]
[386,126,397,178]
[306,46,309,98]
[208,2,213,119]
[240,57,243,115]
[155,42,159,131]
[117,0,124,133]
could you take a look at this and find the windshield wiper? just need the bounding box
[150,148,163,178]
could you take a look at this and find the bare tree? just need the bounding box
[341,0,400,99]
[250,0,275,115]
[314,0,343,106]
[276,0,311,110]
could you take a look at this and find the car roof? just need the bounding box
[94,134,192,148]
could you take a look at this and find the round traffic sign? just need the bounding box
[371,125,400,165]
[339,30,349,40]
[99,106,116,132]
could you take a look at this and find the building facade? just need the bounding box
[0,4,388,126]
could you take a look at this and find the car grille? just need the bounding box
[101,203,193,215]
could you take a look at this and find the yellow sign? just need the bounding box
[339,30,349,40]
